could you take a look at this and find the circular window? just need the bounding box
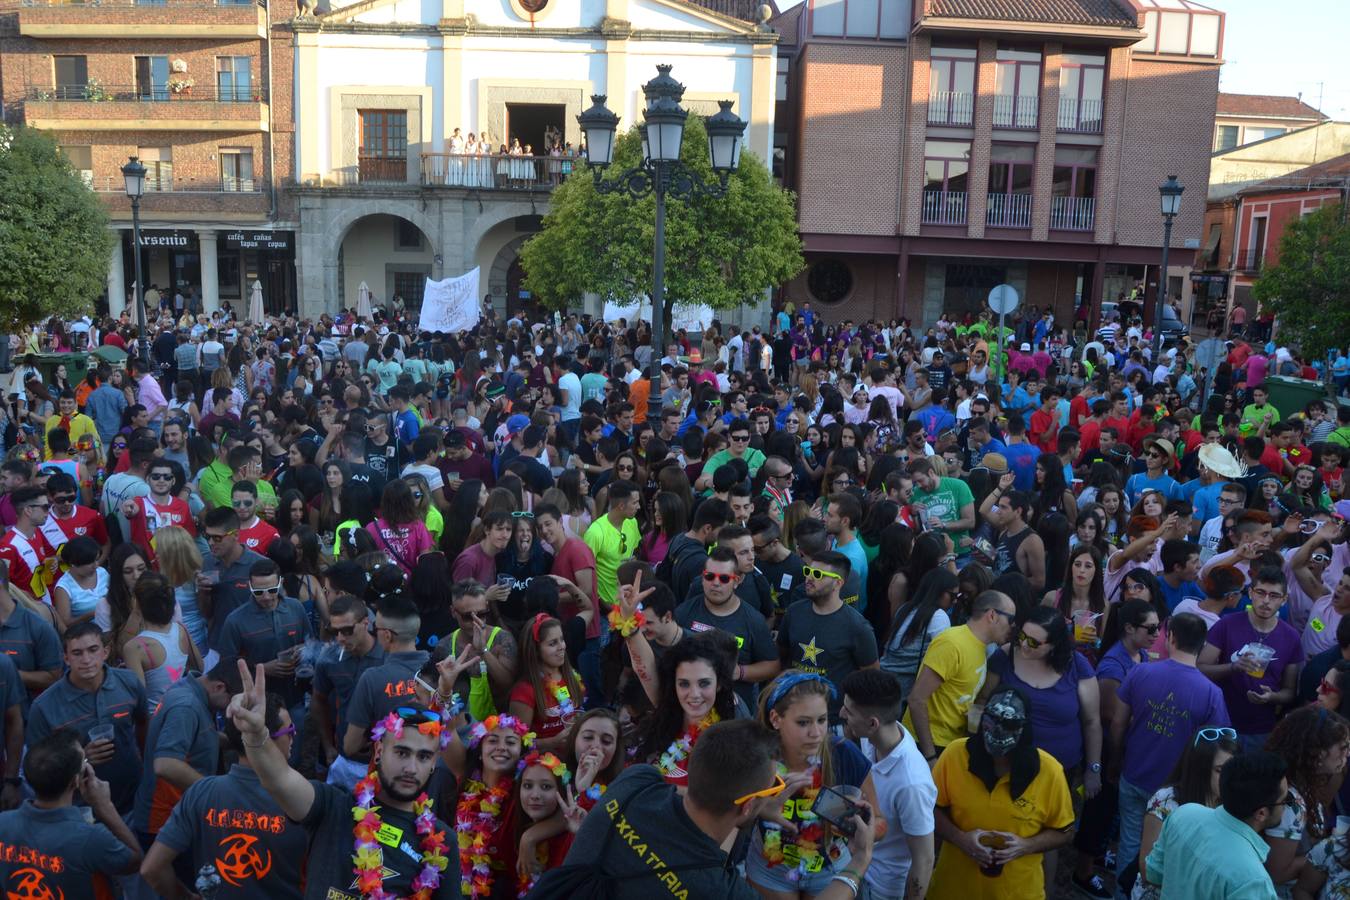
[807,259,853,304]
[509,0,554,18]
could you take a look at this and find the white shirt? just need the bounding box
[860,726,937,893]
[401,462,444,493]
[1198,515,1225,563]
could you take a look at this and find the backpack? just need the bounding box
[654,536,704,596]
[527,785,725,899]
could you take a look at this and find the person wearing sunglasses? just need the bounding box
[674,546,779,710]
[904,589,1017,767]
[695,419,765,493]
[0,484,59,603]
[1107,612,1230,889]
[312,594,384,789]
[1125,436,1181,509]
[582,480,641,612]
[141,691,308,900]
[540,717,874,900]
[120,460,193,566]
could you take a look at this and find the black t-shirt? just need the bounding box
[365,437,398,479]
[298,781,456,900]
[555,766,756,900]
[756,551,808,614]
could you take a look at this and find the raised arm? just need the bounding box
[229,661,316,822]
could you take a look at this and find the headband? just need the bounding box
[468,714,535,748]
[765,672,837,712]
[530,613,552,644]
[517,751,571,783]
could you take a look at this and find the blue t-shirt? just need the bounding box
[394,408,420,447]
[1096,641,1147,685]
[1003,443,1042,491]
[1119,659,1229,792]
[1158,577,1203,613]
[1124,471,1181,507]
[990,649,1096,769]
[834,536,869,611]
[1189,481,1225,524]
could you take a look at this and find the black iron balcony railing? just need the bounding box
[27,83,267,103]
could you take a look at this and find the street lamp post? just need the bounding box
[576,65,746,424]
[121,156,149,364]
[1153,175,1184,361]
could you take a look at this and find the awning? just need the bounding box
[1202,224,1221,262]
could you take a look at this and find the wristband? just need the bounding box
[830,874,859,898]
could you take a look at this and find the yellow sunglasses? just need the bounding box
[733,773,788,806]
[802,565,843,581]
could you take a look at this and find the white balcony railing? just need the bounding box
[921,190,968,226]
[986,192,1032,228]
[1050,195,1095,231]
[927,90,974,126]
[992,93,1039,128]
[1058,97,1103,133]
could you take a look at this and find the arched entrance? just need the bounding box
[336,213,434,311]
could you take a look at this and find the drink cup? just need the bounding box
[1072,610,1102,646]
[978,832,1007,877]
[88,723,115,745]
[1236,643,1276,679]
[201,570,220,586]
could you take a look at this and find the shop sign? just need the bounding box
[224,230,292,251]
[138,230,194,248]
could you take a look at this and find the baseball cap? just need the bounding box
[506,414,530,436]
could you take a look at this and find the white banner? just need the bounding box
[418,267,481,334]
[603,297,714,333]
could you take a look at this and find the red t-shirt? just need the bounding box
[0,528,56,600]
[41,504,109,550]
[127,496,196,562]
[509,679,581,740]
[103,332,127,349]
[1029,409,1059,453]
[238,517,280,554]
[1069,395,1091,430]
[550,537,601,641]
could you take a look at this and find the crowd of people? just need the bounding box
[0,297,1348,900]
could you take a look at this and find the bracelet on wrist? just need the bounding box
[607,605,646,638]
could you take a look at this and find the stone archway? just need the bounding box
[489,235,531,316]
[334,211,436,311]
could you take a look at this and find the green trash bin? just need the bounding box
[31,352,91,388]
[1263,375,1330,419]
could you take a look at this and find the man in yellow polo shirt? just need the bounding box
[583,479,640,609]
[45,390,99,456]
[903,590,1016,763]
[928,688,1075,900]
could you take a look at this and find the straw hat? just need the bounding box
[1198,443,1243,479]
[1142,436,1175,464]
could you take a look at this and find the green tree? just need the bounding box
[0,125,115,330]
[519,116,803,333]
[1252,202,1350,360]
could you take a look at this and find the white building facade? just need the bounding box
[291,0,778,320]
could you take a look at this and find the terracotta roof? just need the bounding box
[682,0,771,22]
[921,0,1137,27]
[1239,151,1350,196]
[1217,93,1327,120]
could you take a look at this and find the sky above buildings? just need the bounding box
[774,0,1348,119]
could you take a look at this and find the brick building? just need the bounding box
[0,0,296,315]
[774,0,1223,329]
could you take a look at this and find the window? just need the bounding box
[138,146,173,191]
[135,56,170,101]
[1051,146,1096,231]
[1058,53,1104,132]
[53,56,87,99]
[359,110,408,182]
[216,57,252,102]
[220,149,254,191]
[776,58,790,103]
[392,271,427,308]
[396,220,423,250]
[1215,124,1239,151]
[988,144,1034,194]
[930,48,976,125]
[1245,126,1286,144]
[806,259,852,304]
[923,140,970,193]
[60,145,94,187]
[994,49,1040,128]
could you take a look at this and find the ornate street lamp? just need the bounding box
[576,65,746,423]
[121,156,149,363]
[1154,175,1184,360]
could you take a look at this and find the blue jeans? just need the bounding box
[577,615,609,708]
[1116,777,1152,884]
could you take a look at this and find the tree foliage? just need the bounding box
[1252,202,1350,360]
[0,125,115,330]
[519,116,804,331]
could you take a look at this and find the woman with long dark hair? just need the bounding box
[863,522,916,644]
[635,632,738,788]
[439,478,485,558]
[1044,545,1107,659]
[1264,707,1350,891]
[96,543,149,664]
[1032,451,1077,527]
[311,459,349,547]
[637,491,685,566]
[881,567,959,704]
[365,479,434,575]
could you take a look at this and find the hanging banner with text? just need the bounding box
[419,267,481,334]
[603,298,715,334]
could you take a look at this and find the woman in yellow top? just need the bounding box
[929,687,1075,900]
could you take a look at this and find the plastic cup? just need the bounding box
[1072,610,1102,646]
[88,723,115,745]
[1238,643,1277,679]
[201,570,220,586]
[978,832,1007,877]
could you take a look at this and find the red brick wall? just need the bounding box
[796,41,908,236]
[1113,57,1219,249]
[785,252,900,323]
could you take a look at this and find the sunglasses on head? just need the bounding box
[703,571,735,585]
[511,510,534,519]
[802,565,843,581]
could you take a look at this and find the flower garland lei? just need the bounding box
[761,758,844,883]
[544,676,577,719]
[456,715,536,899]
[352,711,461,900]
[655,710,720,780]
[607,604,645,637]
[514,751,572,899]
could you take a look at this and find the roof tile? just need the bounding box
[922,0,1137,27]
[1216,93,1327,120]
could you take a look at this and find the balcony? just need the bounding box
[422,153,568,190]
[921,190,967,226]
[1050,195,1095,232]
[986,193,1032,229]
[1058,97,1103,134]
[16,0,267,39]
[992,94,1039,129]
[24,83,269,132]
[1235,249,1264,272]
[89,174,263,193]
[927,91,973,126]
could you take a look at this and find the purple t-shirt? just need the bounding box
[1119,659,1229,792]
[990,649,1096,769]
[1204,614,1305,735]
[1096,641,1148,685]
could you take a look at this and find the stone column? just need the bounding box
[198,230,221,312]
[107,235,127,317]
